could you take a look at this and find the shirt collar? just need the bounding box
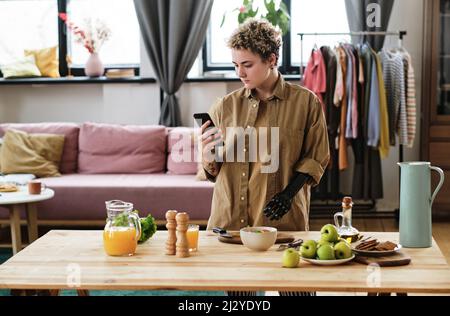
[245,72,286,101]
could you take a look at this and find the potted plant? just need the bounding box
[221,0,290,35]
[59,13,111,77]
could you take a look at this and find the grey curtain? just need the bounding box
[134,0,213,126]
[345,0,395,51]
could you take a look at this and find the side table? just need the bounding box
[0,188,54,254]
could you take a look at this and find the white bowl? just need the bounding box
[240,227,277,251]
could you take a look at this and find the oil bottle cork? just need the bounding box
[342,196,353,209]
[165,210,178,255]
[175,212,190,258]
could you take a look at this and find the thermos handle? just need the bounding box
[430,166,445,206]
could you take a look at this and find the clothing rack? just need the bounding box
[297,30,407,213]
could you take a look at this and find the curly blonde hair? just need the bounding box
[227,18,282,64]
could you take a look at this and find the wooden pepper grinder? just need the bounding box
[175,212,189,258]
[165,210,178,255]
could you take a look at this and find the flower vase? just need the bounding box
[85,53,104,77]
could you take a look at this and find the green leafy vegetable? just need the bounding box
[112,212,131,227]
[111,210,157,243]
[137,211,157,244]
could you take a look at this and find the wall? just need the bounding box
[0,0,424,211]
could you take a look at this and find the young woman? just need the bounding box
[201,19,330,234]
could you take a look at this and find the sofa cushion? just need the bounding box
[0,123,80,174]
[29,174,214,221]
[167,127,198,175]
[78,122,166,174]
[0,129,65,177]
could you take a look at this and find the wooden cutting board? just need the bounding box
[354,252,411,267]
[218,232,295,245]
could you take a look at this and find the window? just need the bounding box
[67,0,140,67]
[205,0,283,71]
[204,0,349,74]
[0,0,140,77]
[0,0,58,65]
[290,0,350,66]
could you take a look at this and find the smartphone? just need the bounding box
[193,112,215,128]
[193,112,222,148]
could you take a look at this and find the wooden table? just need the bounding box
[0,230,449,295]
[0,188,54,254]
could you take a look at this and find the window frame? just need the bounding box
[58,0,139,77]
[202,0,299,75]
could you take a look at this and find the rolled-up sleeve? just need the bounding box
[294,96,330,186]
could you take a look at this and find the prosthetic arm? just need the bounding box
[263,172,311,221]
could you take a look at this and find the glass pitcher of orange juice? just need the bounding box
[103,200,141,256]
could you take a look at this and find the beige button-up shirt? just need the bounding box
[204,75,330,231]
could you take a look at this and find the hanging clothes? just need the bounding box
[314,46,340,199]
[393,48,417,148]
[403,52,417,148]
[343,44,358,139]
[353,43,383,200]
[335,45,349,171]
[301,40,416,201]
[333,51,344,106]
[350,45,366,199]
[373,49,390,159]
[303,48,327,113]
[379,49,408,146]
[367,56,380,148]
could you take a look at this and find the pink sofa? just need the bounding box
[0,122,214,223]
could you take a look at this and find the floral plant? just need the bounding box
[59,13,111,54]
[221,0,290,35]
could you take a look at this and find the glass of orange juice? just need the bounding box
[186,224,199,252]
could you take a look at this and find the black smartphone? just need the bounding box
[193,112,222,148]
[193,112,215,127]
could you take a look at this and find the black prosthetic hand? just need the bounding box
[263,172,311,221]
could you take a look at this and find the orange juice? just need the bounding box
[103,227,137,256]
[186,226,199,252]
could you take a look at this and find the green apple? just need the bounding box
[282,248,300,268]
[317,239,332,249]
[334,241,352,259]
[320,224,339,243]
[300,240,317,259]
[316,243,335,260]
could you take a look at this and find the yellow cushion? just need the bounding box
[0,129,65,177]
[0,55,41,78]
[24,46,60,78]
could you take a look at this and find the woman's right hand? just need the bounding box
[200,120,223,167]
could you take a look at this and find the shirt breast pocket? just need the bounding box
[281,129,304,165]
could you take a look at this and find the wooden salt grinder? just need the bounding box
[175,212,189,258]
[165,210,178,255]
